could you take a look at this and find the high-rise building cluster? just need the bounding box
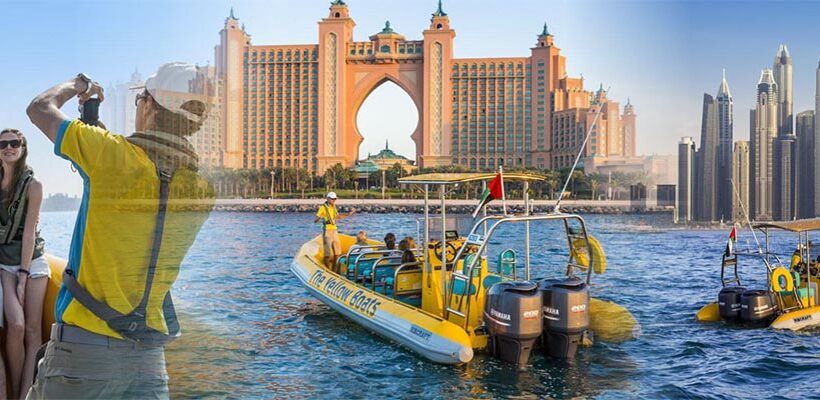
[101,69,143,138]
[212,2,636,174]
[678,45,820,222]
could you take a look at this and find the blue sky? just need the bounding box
[1,1,818,196]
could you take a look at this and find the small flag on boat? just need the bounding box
[472,172,504,218]
[725,226,737,256]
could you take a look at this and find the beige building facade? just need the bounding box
[215,2,635,173]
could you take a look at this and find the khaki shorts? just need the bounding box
[323,229,342,258]
[27,337,168,399]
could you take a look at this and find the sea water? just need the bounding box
[39,211,820,399]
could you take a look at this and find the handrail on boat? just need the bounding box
[445,212,595,327]
[353,249,402,281]
[338,245,386,277]
[371,255,404,292]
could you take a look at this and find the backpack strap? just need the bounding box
[62,167,179,343]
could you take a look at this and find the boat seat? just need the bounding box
[348,258,377,278]
[783,287,817,307]
[482,273,503,290]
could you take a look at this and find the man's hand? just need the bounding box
[77,77,105,104]
[27,74,105,144]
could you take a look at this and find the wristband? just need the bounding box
[17,269,29,276]
[77,73,93,96]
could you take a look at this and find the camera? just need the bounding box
[79,98,101,127]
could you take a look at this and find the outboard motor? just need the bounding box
[484,281,542,366]
[718,286,746,322]
[539,278,590,359]
[740,289,776,327]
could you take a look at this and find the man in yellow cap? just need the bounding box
[314,192,354,272]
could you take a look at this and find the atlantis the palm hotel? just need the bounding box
[208,1,664,181]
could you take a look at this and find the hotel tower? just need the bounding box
[214,1,634,173]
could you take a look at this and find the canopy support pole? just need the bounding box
[524,181,531,281]
[424,184,430,281]
[440,186,448,304]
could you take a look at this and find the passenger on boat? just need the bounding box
[383,233,396,250]
[791,248,803,270]
[314,192,355,272]
[399,237,417,264]
[355,231,368,246]
[0,128,47,399]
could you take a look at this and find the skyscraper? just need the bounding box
[752,69,777,220]
[796,110,815,218]
[773,45,793,137]
[99,69,143,136]
[774,132,796,220]
[678,136,695,222]
[749,109,757,215]
[622,99,637,157]
[772,45,795,221]
[716,70,734,220]
[815,58,820,217]
[695,93,718,221]
[732,140,750,222]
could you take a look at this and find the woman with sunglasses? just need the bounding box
[0,128,46,399]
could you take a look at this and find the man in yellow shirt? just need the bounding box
[25,63,214,399]
[314,192,354,272]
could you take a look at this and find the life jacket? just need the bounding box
[0,168,34,244]
[322,203,337,226]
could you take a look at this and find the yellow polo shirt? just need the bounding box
[54,120,214,338]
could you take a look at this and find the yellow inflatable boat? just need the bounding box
[292,173,639,365]
[697,219,820,331]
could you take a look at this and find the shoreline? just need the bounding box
[211,198,672,214]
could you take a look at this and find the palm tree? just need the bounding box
[586,172,606,200]
[238,169,251,198]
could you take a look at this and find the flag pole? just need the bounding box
[499,165,507,215]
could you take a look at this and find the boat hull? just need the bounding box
[697,301,820,331]
[770,306,820,330]
[291,236,474,364]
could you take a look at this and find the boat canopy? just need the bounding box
[398,172,545,185]
[753,218,820,233]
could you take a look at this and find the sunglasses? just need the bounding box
[0,139,22,149]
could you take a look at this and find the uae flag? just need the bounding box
[472,173,504,218]
[725,226,737,256]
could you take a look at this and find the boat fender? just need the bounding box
[772,267,794,293]
[570,236,607,274]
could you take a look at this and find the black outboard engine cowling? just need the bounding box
[740,289,776,327]
[539,278,590,359]
[718,286,745,322]
[484,281,542,366]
